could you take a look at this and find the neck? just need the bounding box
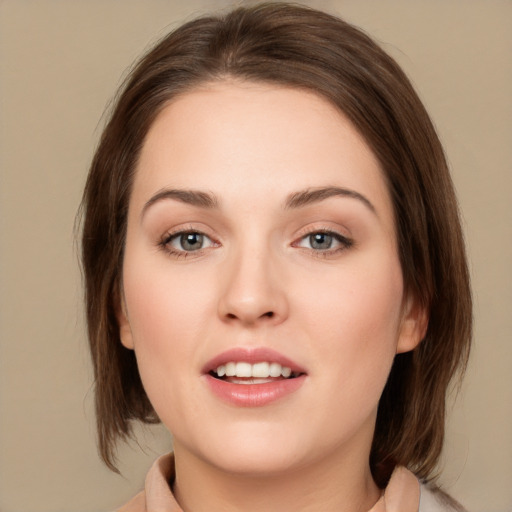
[172,443,381,512]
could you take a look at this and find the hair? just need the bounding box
[80,1,472,489]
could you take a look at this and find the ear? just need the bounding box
[115,289,135,350]
[396,294,429,354]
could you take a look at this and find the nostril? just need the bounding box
[221,309,278,323]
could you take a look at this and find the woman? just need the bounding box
[80,3,472,511]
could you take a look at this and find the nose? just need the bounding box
[217,245,289,327]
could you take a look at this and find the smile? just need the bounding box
[203,348,307,406]
[211,361,301,381]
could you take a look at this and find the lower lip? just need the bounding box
[204,374,306,407]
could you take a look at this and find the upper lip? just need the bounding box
[202,347,306,374]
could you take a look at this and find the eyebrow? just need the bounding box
[285,186,377,214]
[141,185,376,218]
[142,188,219,218]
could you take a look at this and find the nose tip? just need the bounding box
[217,255,288,326]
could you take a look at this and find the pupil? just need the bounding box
[181,233,203,251]
[310,233,332,250]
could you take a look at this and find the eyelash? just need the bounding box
[292,229,354,258]
[158,228,353,259]
[159,228,218,259]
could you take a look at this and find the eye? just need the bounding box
[163,231,216,253]
[306,232,335,250]
[295,230,353,253]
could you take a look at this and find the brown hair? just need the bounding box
[80,2,472,486]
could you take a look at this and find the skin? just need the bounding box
[118,81,426,512]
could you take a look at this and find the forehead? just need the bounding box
[132,81,393,222]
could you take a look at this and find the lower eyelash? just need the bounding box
[158,229,217,259]
[157,229,352,259]
[161,244,194,259]
[157,232,189,258]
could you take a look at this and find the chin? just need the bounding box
[175,419,310,477]
[208,446,306,477]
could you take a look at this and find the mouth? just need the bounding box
[202,347,307,406]
[209,361,303,384]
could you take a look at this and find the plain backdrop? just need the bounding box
[0,1,511,511]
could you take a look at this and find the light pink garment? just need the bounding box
[117,453,421,512]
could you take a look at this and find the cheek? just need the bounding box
[121,251,212,377]
[297,252,404,374]
[293,255,404,439]
[121,258,213,427]
[124,242,213,331]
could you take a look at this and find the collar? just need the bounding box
[120,453,420,512]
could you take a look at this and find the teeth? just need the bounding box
[252,362,270,378]
[236,362,252,377]
[214,361,295,379]
[225,362,236,377]
[269,362,281,377]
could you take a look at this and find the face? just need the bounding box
[118,81,424,476]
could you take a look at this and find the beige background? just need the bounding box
[0,1,510,511]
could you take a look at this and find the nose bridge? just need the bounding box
[218,234,288,325]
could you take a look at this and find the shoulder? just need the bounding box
[116,490,146,512]
[419,484,466,512]
[115,453,177,512]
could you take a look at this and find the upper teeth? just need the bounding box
[215,362,293,378]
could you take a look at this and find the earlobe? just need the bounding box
[116,291,135,350]
[396,295,429,354]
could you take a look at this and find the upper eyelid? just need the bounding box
[292,226,354,248]
[163,234,218,254]
[296,231,351,244]
[160,225,216,242]
[157,223,352,246]
[293,225,351,240]
[159,230,219,258]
